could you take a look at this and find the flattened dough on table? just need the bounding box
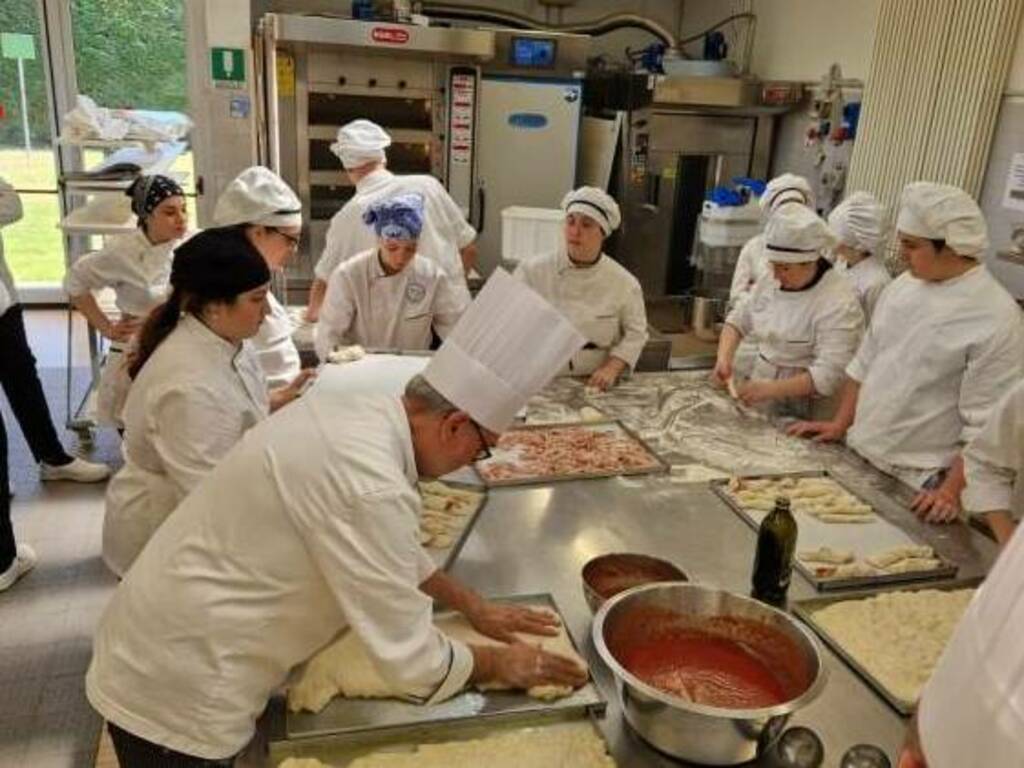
[288,607,586,713]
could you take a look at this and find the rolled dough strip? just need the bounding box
[817,513,876,524]
[866,545,935,570]
[798,546,855,565]
[883,557,942,574]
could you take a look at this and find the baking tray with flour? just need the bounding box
[277,593,605,745]
[710,471,958,591]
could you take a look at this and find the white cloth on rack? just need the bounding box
[63,95,193,143]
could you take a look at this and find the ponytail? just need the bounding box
[128,292,184,380]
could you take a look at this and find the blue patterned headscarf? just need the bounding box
[362,193,424,241]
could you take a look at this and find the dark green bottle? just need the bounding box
[751,496,797,606]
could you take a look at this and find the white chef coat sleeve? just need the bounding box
[315,269,357,361]
[958,316,1024,445]
[429,273,468,340]
[962,380,1024,516]
[64,245,120,297]
[917,525,1024,767]
[149,386,248,501]
[724,287,755,337]
[315,208,359,282]
[292,485,473,703]
[807,299,864,396]
[861,276,889,322]
[0,178,24,228]
[426,178,476,250]
[609,279,649,369]
[729,237,759,301]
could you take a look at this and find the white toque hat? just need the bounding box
[760,173,814,215]
[330,119,392,169]
[896,181,988,258]
[827,191,885,254]
[423,269,585,432]
[561,186,621,235]
[764,205,838,264]
[213,166,302,228]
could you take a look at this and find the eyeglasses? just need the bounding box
[470,420,493,462]
[268,227,300,249]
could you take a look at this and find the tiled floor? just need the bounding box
[1,309,121,767]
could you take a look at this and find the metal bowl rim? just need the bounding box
[591,582,828,719]
[581,552,690,606]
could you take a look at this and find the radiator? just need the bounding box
[847,0,1024,219]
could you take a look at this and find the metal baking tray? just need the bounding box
[281,593,605,743]
[474,419,668,488]
[268,709,611,767]
[792,578,983,715]
[710,470,959,591]
[419,481,488,572]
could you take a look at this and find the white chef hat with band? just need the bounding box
[561,186,621,235]
[896,181,988,258]
[330,119,392,169]
[828,191,885,254]
[764,205,837,264]
[424,269,585,433]
[213,166,303,228]
[760,173,814,215]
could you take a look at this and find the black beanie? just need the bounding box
[170,227,270,301]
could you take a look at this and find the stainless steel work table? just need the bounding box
[443,372,999,767]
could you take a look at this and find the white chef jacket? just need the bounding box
[315,169,475,300]
[835,255,891,321]
[64,229,184,426]
[63,229,179,317]
[252,292,301,388]
[87,392,472,759]
[726,266,864,398]
[0,176,25,305]
[514,250,649,375]
[962,379,1024,519]
[917,523,1024,767]
[102,314,269,576]
[315,248,467,361]
[728,234,768,304]
[846,266,1024,479]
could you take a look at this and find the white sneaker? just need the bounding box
[0,543,37,592]
[39,457,111,483]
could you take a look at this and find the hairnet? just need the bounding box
[330,119,392,169]
[828,191,885,253]
[213,166,302,228]
[764,205,837,263]
[561,186,621,235]
[363,193,425,241]
[126,174,184,222]
[896,182,988,258]
[171,227,270,300]
[760,173,814,215]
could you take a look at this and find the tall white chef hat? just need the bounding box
[764,205,838,264]
[330,119,392,169]
[896,181,988,258]
[760,173,814,215]
[561,186,621,235]
[828,191,885,254]
[423,269,585,433]
[213,166,302,228]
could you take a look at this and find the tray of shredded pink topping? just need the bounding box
[475,420,668,487]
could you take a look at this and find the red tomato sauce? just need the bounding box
[620,629,788,709]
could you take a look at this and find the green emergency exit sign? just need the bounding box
[211,47,245,84]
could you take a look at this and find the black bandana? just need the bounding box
[126,174,185,222]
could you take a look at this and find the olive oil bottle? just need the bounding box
[751,496,797,606]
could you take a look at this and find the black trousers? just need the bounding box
[0,409,14,572]
[107,723,235,768]
[0,305,69,464]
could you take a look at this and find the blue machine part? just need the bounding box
[639,43,667,73]
[703,31,728,61]
[507,113,549,130]
[733,177,767,197]
[708,186,746,206]
[843,102,862,140]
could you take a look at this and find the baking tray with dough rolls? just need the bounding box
[275,593,605,747]
[710,470,958,591]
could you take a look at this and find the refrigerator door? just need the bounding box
[475,77,581,274]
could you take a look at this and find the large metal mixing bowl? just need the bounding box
[592,583,826,766]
